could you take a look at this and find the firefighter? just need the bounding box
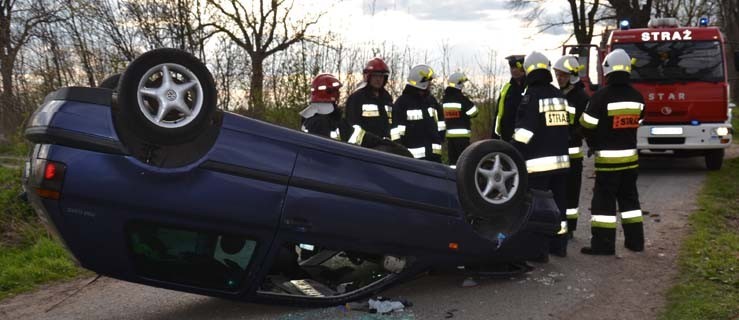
[510,51,571,257]
[393,64,444,162]
[553,55,590,238]
[579,49,645,255]
[493,55,526,141]
[300,74,378,147]
[442,72,478,167]
[345,58,398,141]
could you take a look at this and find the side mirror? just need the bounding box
[734,51,739,72]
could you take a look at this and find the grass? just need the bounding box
[0,238,83,300]
[660,156,739,320]
[0,166,86,301]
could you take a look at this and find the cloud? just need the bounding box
[362,0,507,21]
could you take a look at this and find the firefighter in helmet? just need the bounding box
[301,74,410,156]
[345,58,396,142]
[511,51,572,258]
[580,49,645,255]
[493,55,526,141]
[392,64,445,162]
[442,71,478,167]
[301,74,375,146]
[553,55,590,238]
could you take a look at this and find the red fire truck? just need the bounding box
[570,17,735,170]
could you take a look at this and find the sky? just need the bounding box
[295,0,597,78]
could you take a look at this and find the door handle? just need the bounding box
[284,217,312,232]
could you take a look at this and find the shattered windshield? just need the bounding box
[614,41,724,82]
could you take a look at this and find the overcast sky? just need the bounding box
[298,0,593,78]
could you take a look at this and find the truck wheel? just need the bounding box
[114,48,217,146]
[456,140,528,219]
[705,149,724,170]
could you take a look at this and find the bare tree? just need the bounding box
[0,0,59,136]
[717,0,739,101]
[0,0,58,97]
[606,0,653,28]
[202,0,325,119]
[509,0,609,47]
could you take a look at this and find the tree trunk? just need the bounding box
[1,56,13,97]
[249,54,265,119]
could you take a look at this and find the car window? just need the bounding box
[128,222,257,291]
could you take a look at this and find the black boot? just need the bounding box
[549,235,568,257]
[580,247,615,255]
[623,222,644,252]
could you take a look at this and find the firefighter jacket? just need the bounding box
[511,70,571,175]
[442,87,478,139]
[392,85,444,159]
[493,77,526,141]
[301,104,383,148]
[579,73,644,172]
[563,81,590,159]
[345,85,395,140]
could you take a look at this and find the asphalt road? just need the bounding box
[0,153,721,320]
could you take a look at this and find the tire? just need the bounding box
[456,139,528,219]
[114,48,217,146]
[705,149,724,170]
[98,73,121,89]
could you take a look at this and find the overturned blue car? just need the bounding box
[22,48,559,306]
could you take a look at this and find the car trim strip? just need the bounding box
[289,176,460,217]
[201,161,290,185]
[25,127,127,155]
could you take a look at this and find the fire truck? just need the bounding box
[569,17,736,170]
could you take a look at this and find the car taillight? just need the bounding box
[34,160,66,200]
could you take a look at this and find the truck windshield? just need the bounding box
[613,41,724,82]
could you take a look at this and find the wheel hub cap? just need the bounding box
[165,89,177,101]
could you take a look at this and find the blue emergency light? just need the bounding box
[691,120,700,126]
[699,17,709,27]
[619,20,630,30]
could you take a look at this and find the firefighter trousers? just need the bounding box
[566,158,583,232]
[529,172,568,255]
[589,168,644,252]
[447,137,470,166]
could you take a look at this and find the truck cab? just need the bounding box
[603,17,734,170]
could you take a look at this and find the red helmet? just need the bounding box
[363,58,390,75]
[363,58,390,84]
[310,74,342,103]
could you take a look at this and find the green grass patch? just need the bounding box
[0,166,86,301]
[661,157,739,320]
[0,238,84,300]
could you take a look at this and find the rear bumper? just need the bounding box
[637,123,732,151]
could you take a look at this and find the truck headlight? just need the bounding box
[714,127,730,136]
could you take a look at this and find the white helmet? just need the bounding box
[523,51,551,75]
[603,49,632,76]
[407,64,435,90]
[447,72,469,90]
[553,56,581,84]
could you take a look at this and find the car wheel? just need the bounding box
[456,139,528,219]
[114,48,217,146]
[705,149,724,171]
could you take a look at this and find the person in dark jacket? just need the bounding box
[553,55,590,238]
[442,72,478,167]
[510,51,572,258]
[579,49,646,255]
[493,55,526,141]
[392,64,444,162]
[345,58,397,141]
